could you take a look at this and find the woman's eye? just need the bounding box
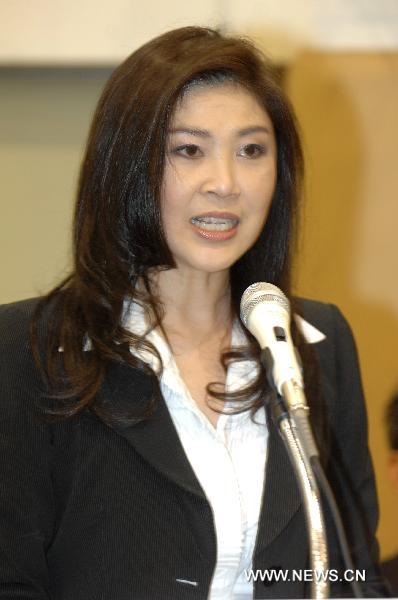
[172,144,202,158]
[239,143,266,158]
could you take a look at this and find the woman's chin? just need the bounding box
[173,255,240,276]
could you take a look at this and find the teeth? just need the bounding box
[190,216,238,231]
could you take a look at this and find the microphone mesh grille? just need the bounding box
[240,284,290,326]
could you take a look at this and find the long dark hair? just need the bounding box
[31,26,323,440]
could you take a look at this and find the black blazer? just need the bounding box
[0,297,389,599]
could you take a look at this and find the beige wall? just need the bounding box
[1,53,398,559]
[286,52,398,559]
[2,1,397,65]
[0,69,108,302]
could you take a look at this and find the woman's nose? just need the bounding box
[200,155,240,198]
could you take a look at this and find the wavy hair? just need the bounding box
[31,26,325,444]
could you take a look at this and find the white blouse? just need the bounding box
[123,302,325,599]
[124,303,266,599]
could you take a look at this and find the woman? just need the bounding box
[0,26,388,599]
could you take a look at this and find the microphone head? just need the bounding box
[240,283,303,393]
[240,282,290,327]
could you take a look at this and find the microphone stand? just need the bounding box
[241,285,361,597]
[268,391,329,599]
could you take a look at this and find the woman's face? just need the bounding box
[161,83,277,276]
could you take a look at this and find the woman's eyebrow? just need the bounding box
[168,127,211,137]
[238,126,271,136]
[168,125,271,137]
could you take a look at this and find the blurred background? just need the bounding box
[1,0,397,562]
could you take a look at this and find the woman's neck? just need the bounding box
[150,266,232,338]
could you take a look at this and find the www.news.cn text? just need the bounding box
[245,568,366,584]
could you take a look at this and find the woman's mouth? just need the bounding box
[190,214,239,240]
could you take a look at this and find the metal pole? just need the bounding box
[276,411,329,599]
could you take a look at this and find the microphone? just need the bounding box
[241,284,333,597]
[240,282,303,394]
[241,284,364,597]
[240,282,318,458]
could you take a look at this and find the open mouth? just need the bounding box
[190,215,239,231]
[189,213,240,241]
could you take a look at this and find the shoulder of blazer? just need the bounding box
[0,294,348,361]
[0,297,45,380]
[0,296,41,346]
[295,297,347,340]
[294,298,362,399]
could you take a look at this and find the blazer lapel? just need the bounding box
[255,416,302,554]
[97,362,206,499]
[97,361,302,552]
